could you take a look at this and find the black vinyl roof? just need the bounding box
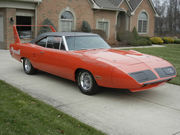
[31,32,98,43]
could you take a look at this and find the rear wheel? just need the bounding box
[77,70,98,95]
[23,58,36,75]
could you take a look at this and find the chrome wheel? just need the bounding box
[23,58,36,75]
[24,59,31,73]
[80,72,93,91]
[77,70,98,95]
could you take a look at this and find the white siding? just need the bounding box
[0,15,4,42]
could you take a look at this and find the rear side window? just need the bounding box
[36,38,47,47]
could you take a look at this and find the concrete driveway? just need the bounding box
[0,50,180,135]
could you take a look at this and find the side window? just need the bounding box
[47,37,54,49]
[36,38,47,47]
[47,37,63,50]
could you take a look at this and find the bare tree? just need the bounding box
[154,0,168,34]
[154,0,180,36]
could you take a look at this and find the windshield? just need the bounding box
[65,35,111,51]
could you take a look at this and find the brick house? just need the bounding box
[0,0,158,49]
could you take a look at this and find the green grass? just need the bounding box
[126,44,180,85]
[0,80,105,135]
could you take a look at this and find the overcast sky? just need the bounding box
[153,0,167,3]
[152,0,169,5]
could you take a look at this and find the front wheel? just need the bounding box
[23,58,36,75]
[77,70,98,95]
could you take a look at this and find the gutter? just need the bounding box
[92,7,123,11]
[13,0,42,3]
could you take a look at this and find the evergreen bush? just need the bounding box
[38,18,57,35]
[81,21,91,32]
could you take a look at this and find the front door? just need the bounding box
[34,36,72,79]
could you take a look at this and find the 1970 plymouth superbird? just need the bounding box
[10,25,176,95]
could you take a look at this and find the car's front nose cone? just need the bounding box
[128,66,176,84]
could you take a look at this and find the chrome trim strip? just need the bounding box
[143,78,172,85]
[63,36,69,51]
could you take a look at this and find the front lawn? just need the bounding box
[126,44,180,85]
[0,80,105,135]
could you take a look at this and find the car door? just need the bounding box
[31,37,48,70]
[35,36,73,79]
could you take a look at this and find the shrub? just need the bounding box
[130,38,152,46]
[116,28,152,46]
[150,37,164,44]
[81,21,91,32]
[92,29,107,40]
[163,37,174,44]
[174,39,180,44]
[117,31,134,42]
[132,27,138,39]
[38,18,57,35]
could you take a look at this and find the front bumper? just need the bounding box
[130,78,172,92]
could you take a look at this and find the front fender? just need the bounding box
[111,67,142,89]
[75,57,114,87]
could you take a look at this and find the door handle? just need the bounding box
[40,51,44,54]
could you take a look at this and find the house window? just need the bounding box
[0,15,4,42]
[60,11,74,32]
[97,21,109,38]
[138,12,148,33]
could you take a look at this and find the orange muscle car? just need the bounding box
[10,25,176,95]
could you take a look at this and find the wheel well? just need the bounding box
[75,68,85,81]
[75,68,96,82]
[20,57,25,62]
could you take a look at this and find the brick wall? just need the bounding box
[37,0,94,32]
[94,10,117,44]
[37,0,118,44]
[130,0,155,37]
[36,0,155,44]
[5,8,16,49]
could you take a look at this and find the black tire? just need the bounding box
[77,70,98,95]
[23,58,37,75]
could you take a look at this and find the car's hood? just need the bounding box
[76,49,163,66]
[75,48,173,74]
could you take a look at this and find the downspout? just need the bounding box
[34,2,39,37]
[129,14,132,31]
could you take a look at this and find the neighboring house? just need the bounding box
[0,0,158,49]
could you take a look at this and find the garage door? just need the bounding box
[0,15,4,42]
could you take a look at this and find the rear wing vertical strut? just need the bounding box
[13,25,56,44]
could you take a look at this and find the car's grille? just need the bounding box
[129,70,157,83]
[155,66,176,78]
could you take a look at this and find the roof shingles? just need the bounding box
[93,0,121,9]
[128,0,142,10]
[92,0,143,11]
